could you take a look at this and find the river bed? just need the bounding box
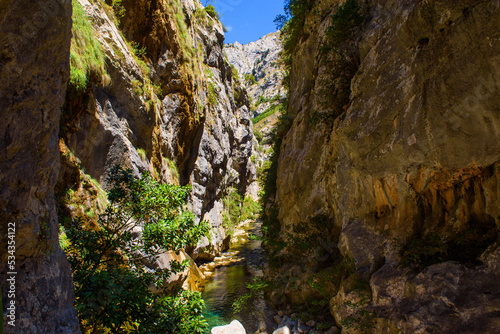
[201,220,266,332]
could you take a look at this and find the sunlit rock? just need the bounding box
[212,319,247,334]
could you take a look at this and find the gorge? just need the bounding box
[1,0,500,333]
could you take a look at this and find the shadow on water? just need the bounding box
[202,221,264,332]
[203,263,251,329]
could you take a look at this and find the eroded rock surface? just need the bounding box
[275,0,500,332]
[225,32,285,116]
[0,0,80,332]
[60,0,256,261]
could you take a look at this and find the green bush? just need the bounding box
[69,0,109,94]
[207,81,217,107]
[232,277,269,313]
[230,64,239,81]
[64,166,209,333]
[130,41,147,59]
[222,189,243,236]
[253,130,264,143]
[204,4,220,20]
[244,73,257,85]
[322,0,363,54]
[136,148,146,160]
[274,0,315,79]
[252,103,284,124]
[241,196,261,221]
[222,190,261,236]
[165,157,180,181]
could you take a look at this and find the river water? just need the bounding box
[202,220,266,332]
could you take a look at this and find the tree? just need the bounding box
[64,166,209,333]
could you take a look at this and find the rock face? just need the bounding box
[60,0,256,260]
[0,0,80,332]
[275,0,500,333]
[225,32,285,116]
[224,32,286,170]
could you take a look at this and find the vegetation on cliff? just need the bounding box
[222,189,261,236]
[253,0,368,325]
[69,0,109,94]
[274,0,315,83]
[63,167,209,333]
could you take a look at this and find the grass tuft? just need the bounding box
[69,0,109,94]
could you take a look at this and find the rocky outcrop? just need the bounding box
[275,0,500,332]
[59,0,256,261]
[224,32,285,172]
[0,0,80,332]
[225,32,285,116]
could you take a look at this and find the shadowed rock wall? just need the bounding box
[59,0,256,260]
[0,0,80,332]
[276,0,500,332]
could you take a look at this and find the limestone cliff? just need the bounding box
[59,0,256,260]
[225,32,285,117]
[0,0,80,332]
[273,0,500,333]
[224,33,286,168]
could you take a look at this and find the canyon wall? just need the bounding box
[60,0,256,260]
[225,32,285,116]
[275,0,500,332]
[0,0,80,332]
[0,0,255,330]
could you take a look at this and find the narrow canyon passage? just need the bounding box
[202,220,267,332]
[2,0,500,333]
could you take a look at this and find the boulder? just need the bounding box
[212,320,246,334]
[272,326,291,334]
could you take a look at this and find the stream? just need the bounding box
[201,220,266,332]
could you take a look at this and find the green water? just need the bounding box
[202,263,250,328]
[202,221,263,332]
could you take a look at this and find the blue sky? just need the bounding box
[208,0,285,44]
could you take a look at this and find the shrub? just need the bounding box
[204,4,220,20]
[252,103,284,124]
[111,0,126,22]
[230,64,239,81]
[274,0,315,75]
[165,157,180,182]
[253,130,264,143]
[207,81,217,107]
[322,0,363,54]
[222,189,243,236]
[130,41,147,59]
[131,79,144,96]
[64,166,209,333]
[245,73,257,85]
[222,189,261,236]
[241,196,261,221]
[136,147,146,160]
[232,277,269,313]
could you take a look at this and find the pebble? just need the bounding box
[324,326,339,334]
[297,324,308,334]
[274,315,281,324]
[278,310,284,317]
[305,320,316,327]
[279,316,289,327]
